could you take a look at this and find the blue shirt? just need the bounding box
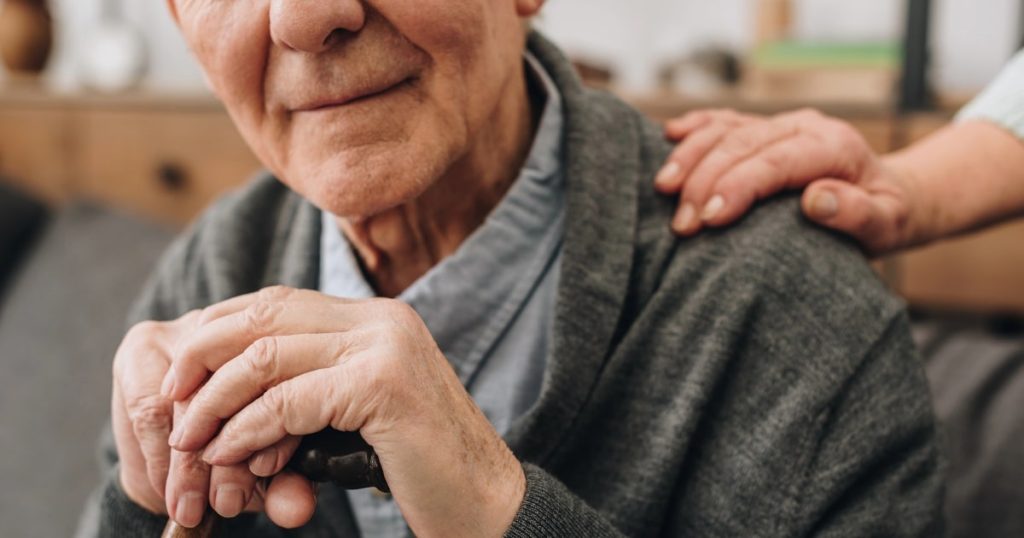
[318,51,565,537]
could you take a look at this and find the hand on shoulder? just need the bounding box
[656,108,922,256]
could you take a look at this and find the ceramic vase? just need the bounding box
[81,0,148,92]
[0,0,53,75]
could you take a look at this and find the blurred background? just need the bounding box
[0,1,1022,536]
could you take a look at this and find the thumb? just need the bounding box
[801,180,900,255]
[264,471,317,529]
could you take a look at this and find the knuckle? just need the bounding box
[243,301,282,334]
[758,146,788,174]
[122,321,161,351]
[830,122,864,149]
[374,298,419,325]
[115,322,167,376]
[127,395,172,433]
[175,450,209,476]
[721,128,760,156]
[196,305,219,326]
[258,285,293,303]
[129,320,160,337]
[261,384,289,420]
[848,207,874,233]
[244,337,280,381]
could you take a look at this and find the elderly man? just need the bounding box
[87,0,943,536]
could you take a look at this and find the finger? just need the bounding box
[208,463,258,518]
[243,481,267,513]
[111,383,167,512]
[697,129,869,229]
[264,471,317,529]
[165,402,212,529]
[663,109,751,140]
[249,436,302,477]
[679,120,800,217]
[172,333,350,451]
[195,286,352,326]
[655,122,734,197]
[663,110,715,140]
[203,367,361,466]
[117,344,174,496]
[195,286,304,325]
[802,180,904,254]
[167,299,364,402]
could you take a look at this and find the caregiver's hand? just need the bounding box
[656,108,923,256]
[111,311,267,527]
[164,286,527,537]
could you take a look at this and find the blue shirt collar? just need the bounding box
[320,50,565,381]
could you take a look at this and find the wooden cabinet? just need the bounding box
[894,221,1024,313]
[0,87,261,226]
[74,108,260,224]
[0,107,72,203]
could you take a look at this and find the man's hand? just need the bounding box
[111,311,266,528]
[656,108,923,256]
[163,286,526,537]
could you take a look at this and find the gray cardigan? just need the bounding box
[94,33,943,537]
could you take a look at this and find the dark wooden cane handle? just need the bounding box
[161,429,387,538]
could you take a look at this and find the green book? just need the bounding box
[752,41,900,69]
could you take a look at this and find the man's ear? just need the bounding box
[515,0,544,18]
[165,0,180,26]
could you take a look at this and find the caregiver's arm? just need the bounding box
[656,51,1024,257]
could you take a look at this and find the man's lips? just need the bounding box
[291,77,412,113]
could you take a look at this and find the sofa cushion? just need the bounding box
[0,202,172,538]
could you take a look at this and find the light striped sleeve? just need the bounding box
[956,49,1024,141]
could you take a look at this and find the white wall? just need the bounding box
[31,0,1023,94]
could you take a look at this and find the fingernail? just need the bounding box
[673,203,696,232]
[655,161,681,186]
[160,367,177,399]
[176,492,205,528]
[249,449,277,477]
[811,191,839,219]
[702,195,725,222]
[214,485,245,518]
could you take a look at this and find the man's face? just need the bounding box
[168,0,537,218]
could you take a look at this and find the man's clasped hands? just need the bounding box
[113,285,526,536]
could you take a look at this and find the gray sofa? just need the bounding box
[0,199,172,538]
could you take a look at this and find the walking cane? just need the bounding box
[162,429,388,538]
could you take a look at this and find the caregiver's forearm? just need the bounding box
[883,119,1024,243]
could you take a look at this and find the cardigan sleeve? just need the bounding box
[782,313,944,537]
[504,464,626,538]
[957,49,1024,141]
[504,313,941,538]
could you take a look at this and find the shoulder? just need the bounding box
[629,109,903,331]
[621,112,913,383]
[127,173,314,323]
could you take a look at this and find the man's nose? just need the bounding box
[270,0,366,53]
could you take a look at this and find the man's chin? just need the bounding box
[294,168,435,220]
